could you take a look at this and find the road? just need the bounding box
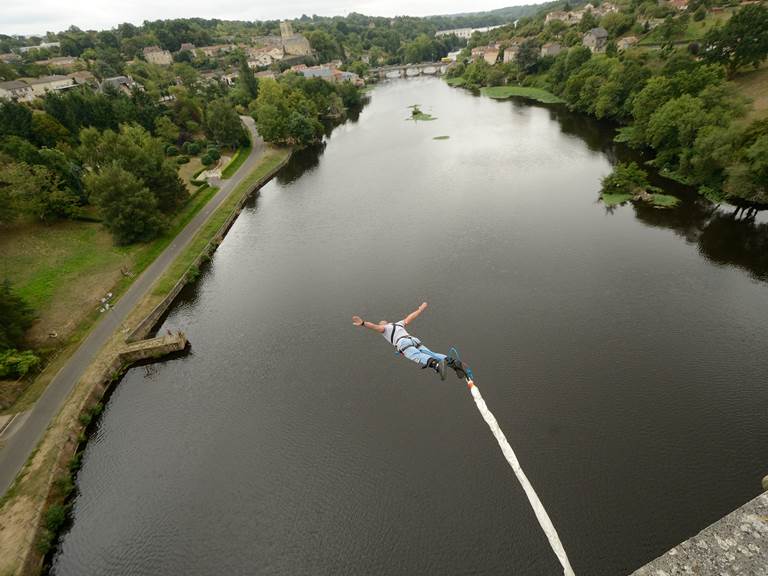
[0,118,266,496]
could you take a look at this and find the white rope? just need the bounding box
[469,382,576,576]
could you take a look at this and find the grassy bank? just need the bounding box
[0,145,293,576]
[221,144,252,179]
[480,85,564,104]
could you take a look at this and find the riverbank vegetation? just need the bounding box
[0,14,374,408]
[445,2,768,206]
[481,85,564,103]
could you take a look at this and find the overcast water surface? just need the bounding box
[51,78,768,576]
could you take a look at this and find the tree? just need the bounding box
[154,115,180,144]
[205,100,247,148]
[31,112,70,147]
[0,279,35,350]
[0,161,77,222]
[703,4,768,77]
[79,123,187,213]
[516,39,540,75]
[85,163,166,244]
[239,57,259,101]
[0,100,33,140]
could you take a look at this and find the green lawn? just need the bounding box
[649,193,680,208]
[481,86,564,104]
[638,9,733,45]
[601,193,633,206]
[733,62,768,121]
[221,145,251,179]
[445,77,466,86]
[0,179,220,347]
[0,222,130,313]
[178,157,204,193]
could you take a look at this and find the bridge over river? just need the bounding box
[369,61,450,79]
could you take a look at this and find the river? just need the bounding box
[50,78,768,576]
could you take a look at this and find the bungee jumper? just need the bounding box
[352,302,473,383]
[351,302,576,575]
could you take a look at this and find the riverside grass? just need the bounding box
[221,144,252,179]
[481,86,564,104]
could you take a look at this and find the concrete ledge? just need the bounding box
[630,492,768,575]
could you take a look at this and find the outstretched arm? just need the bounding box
[403,302,428,326]
[352,315,386,333]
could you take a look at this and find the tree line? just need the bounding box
[447,3,768,205]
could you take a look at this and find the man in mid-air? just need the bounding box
[352,302,471,382]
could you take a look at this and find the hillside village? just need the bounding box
[0,20,363,103]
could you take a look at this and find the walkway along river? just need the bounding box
[50,78,768,576]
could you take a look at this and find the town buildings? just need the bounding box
[583,27,609,53]
[0,80,34,101]
[36,56,79,70]
[617,36,639,51]
[197,44,235,58]
[143,46,173,65]
[280,21,312,57]
[18,41,60,54]
[541,42,562,57]
[471,45,501,65]
[435,25,504,39]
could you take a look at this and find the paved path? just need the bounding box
[0,118,266,496]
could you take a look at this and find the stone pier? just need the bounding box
[118,332,188,364]
[630,492,768,575]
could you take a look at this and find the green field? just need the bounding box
[638,9,733,45]
[221,145,251,179]
[481,86,564,104]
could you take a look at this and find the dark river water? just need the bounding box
[51,78,768,576]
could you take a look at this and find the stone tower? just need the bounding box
[280,21,294,39]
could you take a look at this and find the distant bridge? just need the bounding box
[369,62,451,79]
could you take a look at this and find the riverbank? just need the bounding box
[0,147,249,413]
[0,144,291,576]
[444,78,564,105]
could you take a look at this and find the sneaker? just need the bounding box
[436,358,447,381]
[452,362,468,380]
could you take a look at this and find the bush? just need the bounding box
[176,155,190,165]
[694,6,706,21]
[165,145,178,156]
[0,349,40,378]
[206,146,221,161]
[201,153,215,166]
[187,142,200,155]
[45,504,68,533]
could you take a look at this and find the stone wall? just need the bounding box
[630,492,768,575]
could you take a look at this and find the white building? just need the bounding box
[21,75,75,97]
[435,25,504,39]
[18,41,60,54]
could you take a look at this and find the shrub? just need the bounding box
[166,145,179,156]
[45,504,68,533]
[201,153,215,166]
[187,142,201,155]
[0,349,40,378]
[206,146,221,161]
[176,155,190,165]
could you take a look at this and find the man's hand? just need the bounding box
[419,302,428,311]
[352,315,364,326]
